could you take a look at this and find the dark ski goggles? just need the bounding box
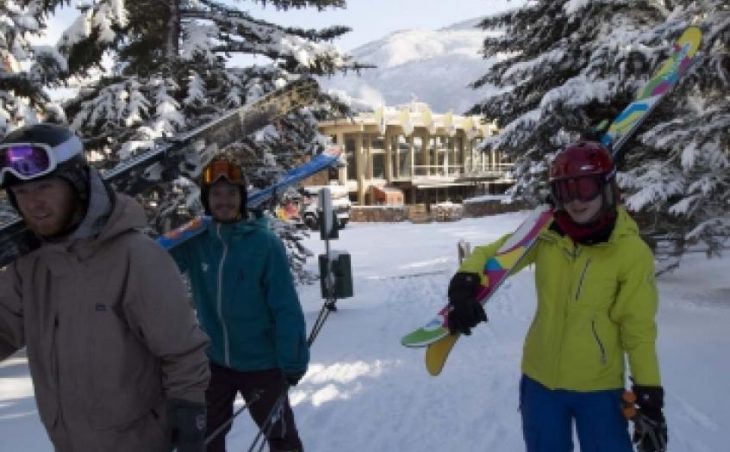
[202,159,244,186]
[551,175,604,204]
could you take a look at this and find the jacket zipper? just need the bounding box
[574,257,591,301]
[215,225,231,366]
[52,314,62,423]
[591,317,607,365]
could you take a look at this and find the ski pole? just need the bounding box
[203,390,262,446]
[245,298,337,451]
[622,390,667,452]
[246,390,289,452]
[307,295,338,345]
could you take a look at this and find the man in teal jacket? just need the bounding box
[448,142,667,452]
[170,154,308,452]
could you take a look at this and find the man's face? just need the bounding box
[208,179,242,223]
[10,177,81,237]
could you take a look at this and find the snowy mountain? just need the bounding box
[319,18,503,114]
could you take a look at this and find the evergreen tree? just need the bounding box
[470,0,729,270]
[49,0,357,281]
[0,0,67,135]
[621,1,729,271]
[1,0,68,224]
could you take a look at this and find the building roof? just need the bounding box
[318,102,497,139]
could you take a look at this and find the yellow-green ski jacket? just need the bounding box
[459,207,661,391]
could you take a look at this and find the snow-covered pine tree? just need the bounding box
[0,0,68,224]
[52,0,358,281]
[469,0,728,270]
[0,0,67,135]
[620,1,729,271]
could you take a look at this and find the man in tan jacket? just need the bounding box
[0,123,210,451]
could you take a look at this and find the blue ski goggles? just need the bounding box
[0,136,82,187]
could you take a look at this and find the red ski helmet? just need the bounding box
[549,141,617,208]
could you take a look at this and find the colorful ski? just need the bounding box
[156,145,343,250]
[602,26,702,151]
[403,26,703,374]
[402,205,553,347]
[157,216,211,250]
[247,145,343,210]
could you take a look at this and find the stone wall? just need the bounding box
[350,198,526,224]
[350,205,407,222]
[463,197,527,217]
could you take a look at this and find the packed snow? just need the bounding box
[1,212,729,451]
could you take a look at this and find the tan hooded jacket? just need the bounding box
[0,173,209,452]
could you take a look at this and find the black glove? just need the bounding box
[447,272,487,335]
[167,399,207,452]
[632,385,668,452]
[285,371,306,387]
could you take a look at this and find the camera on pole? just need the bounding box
[317,187,353,304]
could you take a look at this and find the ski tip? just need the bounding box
[157,216,210,250]
[401,317,451,347]
[425,334,460,376]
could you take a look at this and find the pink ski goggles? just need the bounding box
[551,175,604,204]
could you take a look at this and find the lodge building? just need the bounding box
[315,103,514,206]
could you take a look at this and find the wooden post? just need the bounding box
[440,136,451,177]
[393,135,401,179]
[408,134,415,179]
[335,132,347,185]
[356,133,365,205]
[365,134,373,180]
[422,131,431,176]
[385,132,393,182]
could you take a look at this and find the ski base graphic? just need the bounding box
[401,205,553,348]
[425,334,459,376]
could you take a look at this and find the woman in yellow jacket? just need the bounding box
[448,142,667,452]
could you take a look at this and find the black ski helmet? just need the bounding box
[0,123,90,209]
[199,153,248,216]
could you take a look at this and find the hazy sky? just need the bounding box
[245,0,521,50]
[42,0,523,51]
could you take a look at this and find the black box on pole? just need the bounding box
[318,251,353,299]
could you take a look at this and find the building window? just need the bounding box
[372,152,385,179]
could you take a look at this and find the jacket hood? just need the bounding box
[96,192,148,243]
[33,168,146,258]
[75,166,147,244]
[67,166,113,242]
[603,206,639,243]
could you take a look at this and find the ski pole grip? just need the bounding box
[622,390,637,419]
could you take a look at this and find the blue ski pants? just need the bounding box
[520,375,633,452]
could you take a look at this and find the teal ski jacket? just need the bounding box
[170,217,309,375]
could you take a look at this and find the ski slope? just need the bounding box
[1,212,729,451]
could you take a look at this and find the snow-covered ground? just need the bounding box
[1,212,729,451]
